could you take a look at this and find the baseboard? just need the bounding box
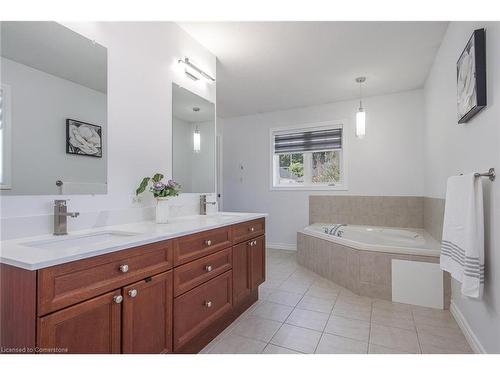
[450,300,486,354]
[266,242,296,251]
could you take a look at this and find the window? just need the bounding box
[271,122,346,190]
[0,84,12,190]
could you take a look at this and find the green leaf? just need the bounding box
[136,177,150,195]
[152,173,164,183]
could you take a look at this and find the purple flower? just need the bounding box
[153,182,165,191]
[167,179,178,188]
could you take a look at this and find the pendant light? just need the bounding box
[355,77,366,138]
[192,107,201,153]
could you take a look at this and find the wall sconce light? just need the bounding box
[355,76,366,138]
[178,57,215,83]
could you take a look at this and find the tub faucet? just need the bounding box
[54,200,80,235]
[199,194,217,215]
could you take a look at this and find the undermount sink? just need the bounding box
[22,231,141,250]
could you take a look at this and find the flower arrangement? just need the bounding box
[136,173,181,199]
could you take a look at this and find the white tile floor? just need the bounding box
[200,249,473,354]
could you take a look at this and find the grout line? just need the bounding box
[366,300,373,354]
[411,308,423,354]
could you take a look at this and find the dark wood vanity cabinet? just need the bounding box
[37,290,122,354]
[0,217,265,354]
[250,235,266,289]
[232,233,266,307]
[232,242,252,305]
[122,271,173,354]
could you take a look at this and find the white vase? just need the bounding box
[155,197,170,224]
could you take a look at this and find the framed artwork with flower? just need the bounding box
[66,118,103,157]
[457,28,486,124]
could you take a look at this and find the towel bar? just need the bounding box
[474,168,496,181]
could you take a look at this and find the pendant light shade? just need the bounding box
[193,126,201,153]
[355,77,367,138]
[356,107,366,138]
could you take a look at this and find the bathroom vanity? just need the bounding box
[0,214,266,354]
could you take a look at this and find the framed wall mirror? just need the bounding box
[172,83,216,194]
[0,21,107,195]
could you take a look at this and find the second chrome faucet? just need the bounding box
[54,199,80,235]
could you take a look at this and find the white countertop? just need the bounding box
[0,212,267,271]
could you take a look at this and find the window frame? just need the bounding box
[269,120,348,191]
[0,84,12,190]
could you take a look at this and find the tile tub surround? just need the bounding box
[309,196,424,228]
[423,197,445,242]
[200,249,471,354]
[296,233,451,308]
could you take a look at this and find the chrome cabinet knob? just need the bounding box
[205,239,212,246]
[204,301,212,308]
[205,265,213,272]
[249,227,255,232]
[248,241,253,247]
[113,295,123,304]
[119,264,129,273]
[128,289,138,298]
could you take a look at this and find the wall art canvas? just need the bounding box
[457,28,486,124]
[66,119,102,157]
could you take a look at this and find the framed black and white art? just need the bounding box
[66,119,103,157]
[457,28,486,124]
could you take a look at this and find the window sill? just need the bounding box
[270,185,348,191]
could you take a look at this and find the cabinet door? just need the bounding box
[232,242,251,305]
[122,271,173,354]
[250,236,266,289]
[37,290,121,354]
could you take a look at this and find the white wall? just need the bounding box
[1,57,107,195]
[221,89,425,248]
[191,120,215,193]
[424,22,500,353]
[173,118,215,193]
[172,116,193,192]
[0,22,216,239]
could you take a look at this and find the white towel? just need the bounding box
[440,173,484,299]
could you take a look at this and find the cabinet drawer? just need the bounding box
[38,240,173,316]
[173,271,232,351]
[174,248,232,297]
[173,226,232,266]
[232,218,265,244]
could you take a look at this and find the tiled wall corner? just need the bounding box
[423,197,445,242]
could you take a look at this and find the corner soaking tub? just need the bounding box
[300,223,440,257]
[297,223,448,308]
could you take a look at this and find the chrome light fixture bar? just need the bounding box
[178,57,215,83]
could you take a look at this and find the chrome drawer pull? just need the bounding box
[113,295,123,304]
[128,289,138,298]
[249,227,255,232]
[119,264,129,273]
[204,301,212,308]
[205,239,212,246]
[205,265,213,272]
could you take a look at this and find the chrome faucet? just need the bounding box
[199,194,217,215]
[54,200,80,235]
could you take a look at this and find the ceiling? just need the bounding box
[173,83,215,123]
[1,21,107,93]
[179,22,448,118]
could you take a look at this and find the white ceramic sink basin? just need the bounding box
[22,231,141,250]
